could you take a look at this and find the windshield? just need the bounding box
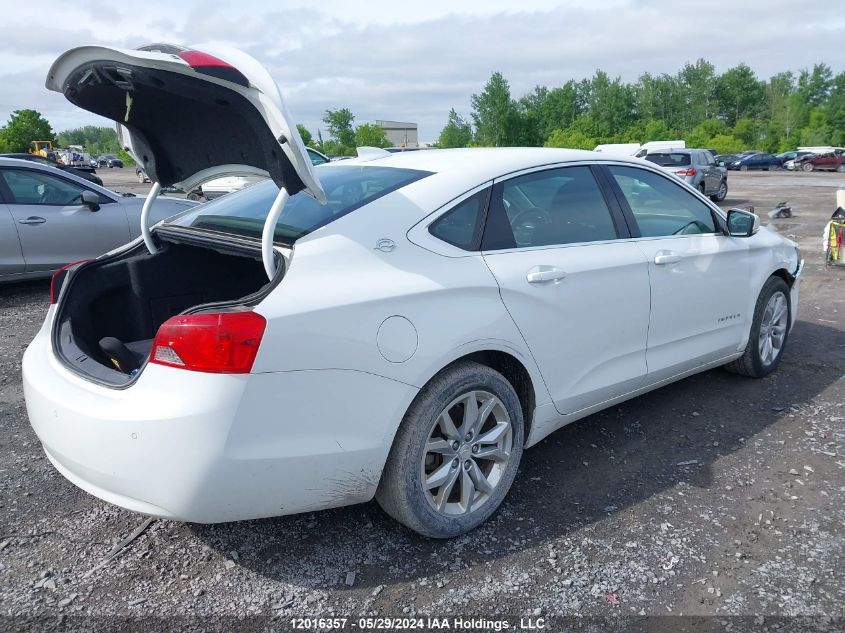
[169,165,431,244]
[645,153,691,167]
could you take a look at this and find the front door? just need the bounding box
[0,168,129,272]
[605,164,750,382]
[480,165,651,415]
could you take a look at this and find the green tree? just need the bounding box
[586,70,635,137]
[322,108,356,148]
[708,134,743,154]
[733,118,761,146]
[544,125,597,150]
[642,119,675,142]
[678,59,717,127]
[799,108,832,145]
[57,126,121,155]
[798,64,833,108]
[438,108,473,148]
[0,109,56,153]
[471,72,520,146]
[354,123,390,148]
[296,123,313,147]
[715,64,764,126]
[685,119,727,148]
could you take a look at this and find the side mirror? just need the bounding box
[727,208,759,237]
[81,190,100,212]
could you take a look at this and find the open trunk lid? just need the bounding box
[46,43,325,201]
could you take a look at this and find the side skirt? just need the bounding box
[525,351,743,447]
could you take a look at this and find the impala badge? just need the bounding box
[374,238,396,253]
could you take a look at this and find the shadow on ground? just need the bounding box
[191,319,844,589]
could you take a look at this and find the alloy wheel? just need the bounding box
[758,291,788,366]
[421,390,513,516]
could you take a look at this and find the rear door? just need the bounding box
[604,164,749,382]
[0,198,24,277]
[481,164,651,415]
[0,167,129,272]
[701,151,720,193]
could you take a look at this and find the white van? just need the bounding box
[594,143,641,156]
[634,140,686,158]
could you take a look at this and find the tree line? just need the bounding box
[0,108,386,160]
[5,59,841,160]
[438,60,845,154]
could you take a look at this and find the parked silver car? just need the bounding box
[644,149,728,202]
[0,158,196,283]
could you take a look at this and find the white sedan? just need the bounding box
[24,44,802,538]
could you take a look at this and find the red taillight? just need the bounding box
[50,260,91,304]
[674,168,696,177]
[177,49,232,68]
[150,312,266,374]
[177,49,249,87]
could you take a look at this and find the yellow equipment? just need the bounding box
[28,140,54,157]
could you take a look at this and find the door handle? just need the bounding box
[18,216,46,225]
[526,266,567,284]
[654,251,682,265]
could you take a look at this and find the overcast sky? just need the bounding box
[2,0,844,141]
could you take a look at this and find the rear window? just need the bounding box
[645,153,692,167]
[169,166,431,244]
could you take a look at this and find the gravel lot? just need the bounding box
[1,169,844,628]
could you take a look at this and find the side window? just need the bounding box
[482,166,618,250]
[608,165,717,237]
[429,188,488,250]
[0,169,86,205]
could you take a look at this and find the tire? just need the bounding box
[803,163,814,172]
[376,361,524,538]
[724,276,791,378]
[187,191,203,202]
[137,171,146,183]
[710,179,728,203]
[837,164,845,173]
[739,165,748,172]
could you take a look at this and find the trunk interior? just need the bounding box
[55,234,272,386]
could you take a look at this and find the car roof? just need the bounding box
[323,147,644,181]
[0,157,115,197]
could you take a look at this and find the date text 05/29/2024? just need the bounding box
[290,617,546,630]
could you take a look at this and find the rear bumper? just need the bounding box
[23,321,418,523]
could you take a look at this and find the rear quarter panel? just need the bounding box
[251,187,551,406]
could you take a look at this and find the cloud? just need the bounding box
[0,0,843,140]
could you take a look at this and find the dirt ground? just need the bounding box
[1,169,843,630]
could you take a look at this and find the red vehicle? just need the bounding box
[798,150,845,172]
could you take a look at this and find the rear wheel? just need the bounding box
[740,165,749,172]
[710,179,728,202]
[837,164,845,173]
[725,276,791,378]
[803,163,814,172]
[376,361,524,538]
[137,171,145,183]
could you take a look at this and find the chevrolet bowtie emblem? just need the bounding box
[374,238,396,253]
